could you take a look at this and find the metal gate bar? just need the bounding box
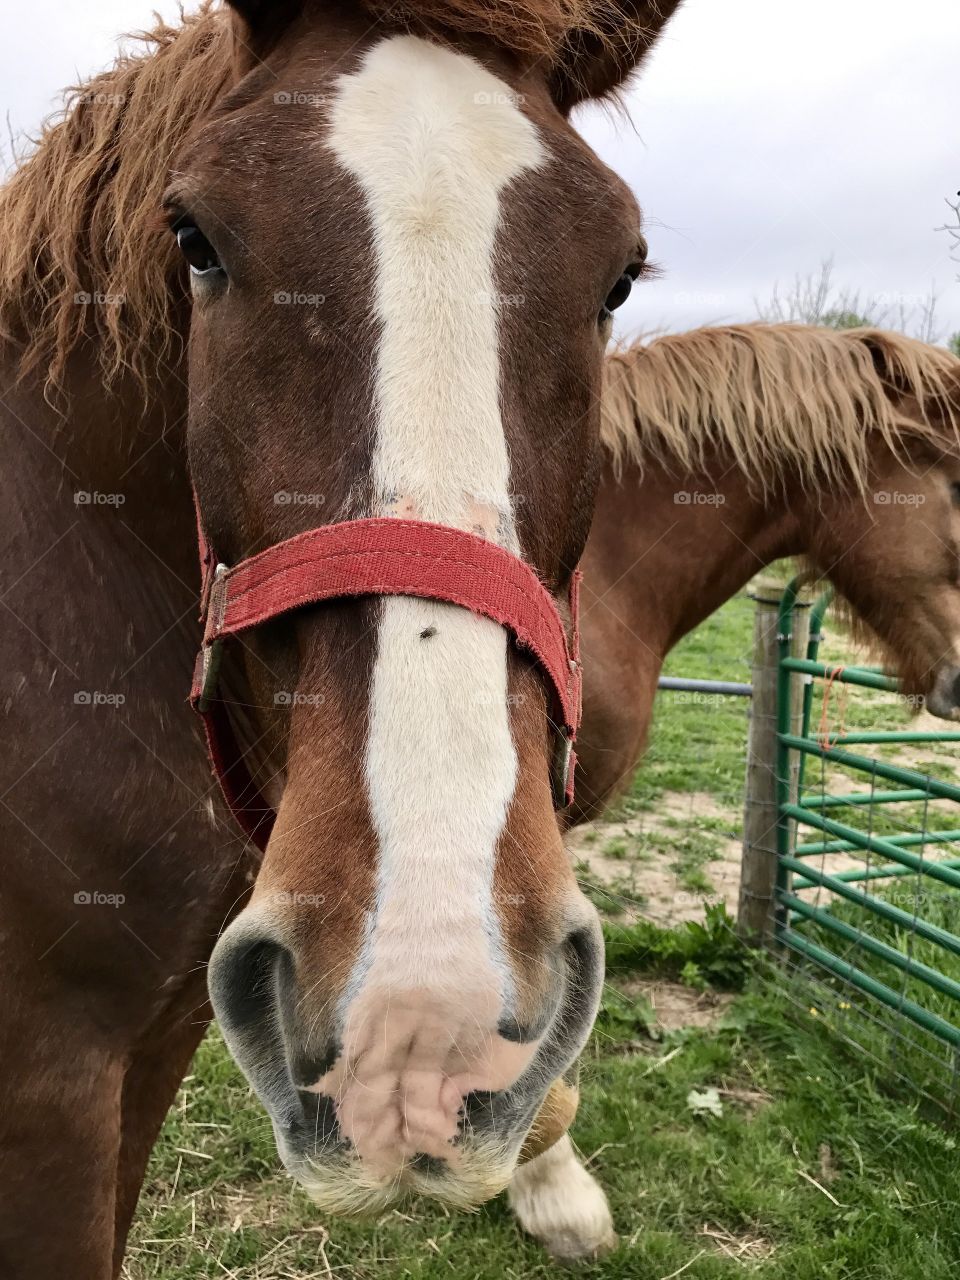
[771,578,960,1107]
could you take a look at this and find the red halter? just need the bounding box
[191,514,582,851]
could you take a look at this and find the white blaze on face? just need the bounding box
[325,33,546,1130]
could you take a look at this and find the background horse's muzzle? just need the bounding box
[926,663,960,719]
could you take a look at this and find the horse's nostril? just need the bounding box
[208,933,290,1034]
[951,669,960,708]
[564,924,605,1013]
[207,923,316,1134]
[292,1042,341,1089]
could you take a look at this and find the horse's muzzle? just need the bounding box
[926,663,960,720]
[207,906,603,1211]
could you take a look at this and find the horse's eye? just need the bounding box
[599,266,641,324]
[951,481,960,508]
[174,222,222,276]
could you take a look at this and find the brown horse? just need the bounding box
[574,323,960,820]
[0,1,683,1273]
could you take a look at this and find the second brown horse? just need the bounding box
[573,322,960,822]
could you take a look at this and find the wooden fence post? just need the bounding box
[738,575,813,941]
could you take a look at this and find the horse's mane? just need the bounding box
[0,0,649,396]
[0,3,235,393]
[602,324,960,494]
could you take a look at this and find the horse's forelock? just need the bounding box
[0,0,678,400]
[360,0,626,57]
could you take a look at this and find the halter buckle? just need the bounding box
[203,563,230,643]
[196,563,229,712]
[195,638,225,713]
[550,731,575,809]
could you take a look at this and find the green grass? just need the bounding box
[612,593,755,817]
[127,971,960,1279]
[658,824,728,894]
[784,880,960,1107]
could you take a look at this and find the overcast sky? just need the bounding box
[3,0,958,343]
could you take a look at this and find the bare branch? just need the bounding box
[936,194,960,270]
[755,258,943,343]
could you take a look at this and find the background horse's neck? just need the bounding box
[584,452,801,650]
[572,451,803,819]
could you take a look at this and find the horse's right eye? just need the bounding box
[173,221,223,277]
[600,273,634,321]
[950,481,960,508]
[599,259,645,326]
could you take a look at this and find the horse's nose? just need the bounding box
[207,914,540,1155]
[305,984,542,1174]
[207,906,603,1198]
[926,663,960,719]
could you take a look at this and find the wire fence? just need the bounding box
[773,581,960,1114]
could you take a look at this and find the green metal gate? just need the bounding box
[774,578,960,1112]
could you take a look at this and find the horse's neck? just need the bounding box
[0,348,199,685]
[658,464,802,651]
[586,457,802,659]
[0,343,257,967]
[574,457,801,817]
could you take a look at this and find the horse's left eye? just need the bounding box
[951,481,960,508]
[599,266,641,324]
[174,222,222,276]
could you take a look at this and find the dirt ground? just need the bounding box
[615,976,735,1032]
[566,788,908,928]
[566,791,742,927]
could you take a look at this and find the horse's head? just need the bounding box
[180,0,679,1210]
[804,338,960,721]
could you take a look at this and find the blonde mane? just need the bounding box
[601,324,960,493]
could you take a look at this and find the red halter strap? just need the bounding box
[191,515,582,850]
